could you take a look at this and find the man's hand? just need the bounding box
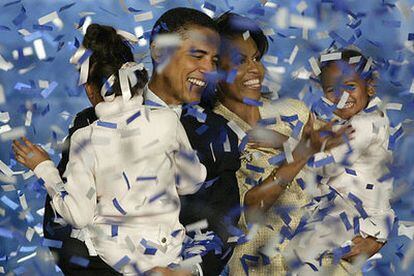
[342,235,384,262]
[12,137,50,171]
[149,267,192,276]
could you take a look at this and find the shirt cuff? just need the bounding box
[33,160,60,197]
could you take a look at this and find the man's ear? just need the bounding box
[367,78,376,96]
[150,42,162,64]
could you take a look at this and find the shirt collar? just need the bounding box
[143,85,182,117]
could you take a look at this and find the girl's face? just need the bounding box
[218,36,265,103]
[321,62,374,120]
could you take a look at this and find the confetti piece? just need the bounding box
[186,219,208,232]
[0,126,26,141]
[339,212,352,231]
[126,110,141,124]
[33,39,47,60]
[288,45,299,65]
[112,198,127,215]
[111,225,118,237]
[0,54,14,71]
[40,81,58,98]
[268,152,286,165]
[320,52,342,62]
[96,120,117,129]
[243,97,263,107]
[0,112,10,123]
[345,168,357,176]
[122,171,131,190]
[134,11,153,22]
[42,238,62,248]
[0,85,4,104]
[309,56,321,76]
[385,103,403,110]
[58,2,76,12]
[38,11,59,25]
[336,91,349,109]
[69,256,89,267]
[113,255,130,271]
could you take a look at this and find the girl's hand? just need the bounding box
[342,235,384,262]
[12,137,50,171]
[303,114,354,154]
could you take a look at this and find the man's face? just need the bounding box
[156,26,220,104]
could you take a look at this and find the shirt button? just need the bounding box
[161,237,167,243]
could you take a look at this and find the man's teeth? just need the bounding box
[188,78,206,87]
[341,102,355,109]
[243,79,260,86]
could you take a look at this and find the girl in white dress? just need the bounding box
[12,24,206,275]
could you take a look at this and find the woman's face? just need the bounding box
[219,36,265,102]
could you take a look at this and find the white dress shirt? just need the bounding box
[34,95,207,274]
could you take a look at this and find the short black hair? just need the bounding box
[150,7,218,46]
[215,12,268,59]
[319,49,373,83]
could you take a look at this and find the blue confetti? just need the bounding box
[112,198,127,215]
[122,171,131,190]
[69,256,90,267]
[126,110,141,124]
[96,120,117,129]
[339,211,352,231]
[242,97,263,107]
[42,238,63,248]
[268,152,286,165]
[1,195,19,210]
[345,168,357,176]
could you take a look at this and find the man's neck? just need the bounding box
[221,96,260,127]
[148,74,181,106]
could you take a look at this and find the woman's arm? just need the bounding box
[13,136,97,229]
[244,117,352,221]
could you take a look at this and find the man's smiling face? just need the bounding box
[157,25,220,104]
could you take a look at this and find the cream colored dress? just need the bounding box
[214,98,359,276]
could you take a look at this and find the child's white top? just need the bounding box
[307,97,394,241]
[34,95,207,274]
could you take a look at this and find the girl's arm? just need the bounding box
[13,136,97,229]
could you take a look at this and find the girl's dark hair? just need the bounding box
[83,24,148,98]
[319,49,374,83]
[215,12,269,59]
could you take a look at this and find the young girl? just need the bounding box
[284,49,395,274]
[12,24,206,275]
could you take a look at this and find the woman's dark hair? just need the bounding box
[215,12,269,59]
[83,24,148,98]
[319,49,374,83]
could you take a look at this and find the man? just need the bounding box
[43,7,240,276]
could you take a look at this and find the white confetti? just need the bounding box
[0,84,5,104]
[0,160,14,177]
[263,55,278,64]
[309,56,321,76]
[22,170,34,180]
[287,45,299,65]
[149,0,165,5]
[38,80,49,89]
[33,39,47,60]
[290,15,316,29]
[185,219,208,232]
[0,112,9,123]
[0,124,11,135]
[349,55,362,64]
[19,193,28,210]
[26,227,35,241]
[0,54,14,71]
[320,52,342,62]
[0,126,26,141]
[296,1,308,13]
[134,11,153,22]
[227,120,246,141]
[275,7,289,29]
[23,47,33,57]
[38,11,59,25]
[243,31,250,40]
[362,57,373,72]
[17,252,36,263]
[337,92,350,109]
[409,79,414,94]
[25,110,32,127]
[385,103,403,110]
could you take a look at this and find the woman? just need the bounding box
[13,24,205,276]
[213,13,354,275]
